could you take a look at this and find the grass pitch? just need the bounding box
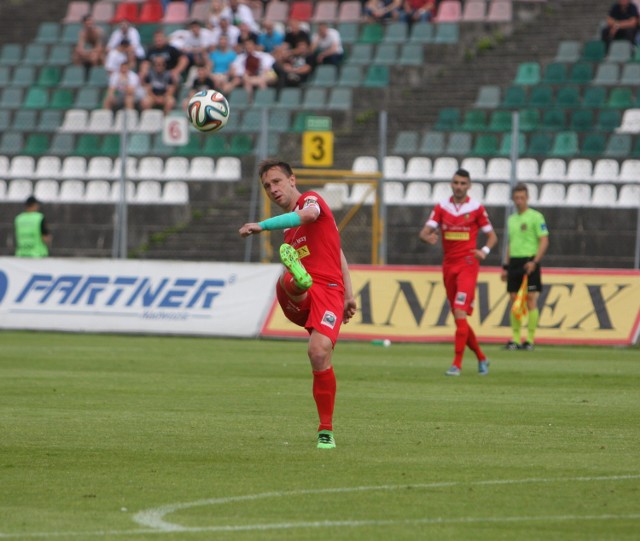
[1,331,639,540]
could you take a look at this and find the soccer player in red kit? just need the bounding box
[419,168,498,376]
[239,159,357,448]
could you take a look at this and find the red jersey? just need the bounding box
[426,196,493,265]
[284,191,343,290]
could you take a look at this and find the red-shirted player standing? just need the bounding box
[239,159,357,448]
[419,168,498,376]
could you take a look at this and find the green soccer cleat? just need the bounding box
[317,430,336,449]
[280,243,313,290]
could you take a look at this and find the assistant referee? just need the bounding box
[501,183,549,351]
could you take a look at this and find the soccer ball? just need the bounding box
[187,90,230,133]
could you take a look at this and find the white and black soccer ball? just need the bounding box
[187,90,230,133]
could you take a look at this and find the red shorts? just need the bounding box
[443,258,480,315]
[276,275,344,346]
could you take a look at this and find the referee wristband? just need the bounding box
[481,246,491,256]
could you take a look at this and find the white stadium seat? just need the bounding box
[87,108,115,133]
[87,157,114,180]
[164,157,190,181]
[346,183,375,205]
[431,157,458,180]
[134,180,162,204]
[138,109,164,133]
[591,159,619,183]
[619,160,640,183]
[591,184,617,207]
[485,158,511,181]
[431,181,452,202]
[214,157,241,180]
[468,183,484,200]
[539,159,566,182]
[405,157,432,180]
[565,159,593,183]
[110,180,135,202]
[9,156,35,179]
[34,156,62,179]
[85,180,111,202]
[113,109,139,132]
[460,157,486,180]
[383,156,405,179]
[0,179,6,200]
[616,108,640,133]
[136,157,164,180]
[525,183,539,204]
[7,179,33,201]
[517,158,539,181]
[189,157,216,180]
[60,156,87,179]
[564,183,591,206]
[162,181,189,204]
[617,184,640,207]
[404,181,431,205]
[33,179,59,202]
[352,155,379,173]
[60,109,89,132]
[58,180,85,203]
[383,181,405,204]
[0,156,9,178]
[324,183,349,207]
[537,183,565,206]
[485,182,510,205]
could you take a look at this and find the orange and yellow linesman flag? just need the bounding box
[512,275,528,321]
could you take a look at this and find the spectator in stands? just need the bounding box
[106,20,145,61]
[364,0,402,23]
[222,0,260,33]
[103,59,144,111]
[208,0,226,29]
[141,56,177,114]
[310,23,344,66]
[273,40,316,89]
[105,38,135,74]
[400,0,435,24]
[72,15,105,75]
[181,20,215,72]
[211,16,241,48]
[139,30,189,82]
[236,21,260,52]
[601,0,639,49]
[284,18,311,56]
[225,37,277,101]
[14,196,51,258]
[182,64,218,110]
[257,20,285,53]
[209,34,238,89]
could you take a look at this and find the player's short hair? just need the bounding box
[453,168,471,180]
[258,159,293,179]
[512,182,528,196]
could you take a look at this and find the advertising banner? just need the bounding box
[0,258,281,337]
[262,265,640,346]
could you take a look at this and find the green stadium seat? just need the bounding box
[409,23,435,43]
[581,40,605,62]
[363,65,389,87]
[327,88,352,110]
[359,23,384,44]
[310,64,338,87]
[527,132,552,156]
[337,22,359,44]
[553,41,581,63]
[569,62,594,84]
[0,66,9,86]
[471,134,498,157]
[519,109,541,132]
[11,110,38,131]
[596,109,622,131]
[605,40,632,63]
[0,44,23,66]
[541,109,566,131]
[604,134,632,158]
[48,45,73,66]
[346,43,373,65]
[592,63,619,85]
[73,88,100,109]
[11,66,37,87]
[580,133,606,157]
[138,23,159,45]
[474,86,501,109]
[23,44,46,66]
[499,133,526,157]
[61,23,82,44]
[228,134,253,156]
[251,87,277,108]
[37,66,61,87]
[606,87,633,109]
[419,131,445,155]
[434,108,460,131]
[632,46,640,63]
[488,110,512,132]
[620,64,640,86]
[550,131,578,157]
[556,86,581,109]
[461,110,487,131]
[0,132,24,155]
[228,88,250,110]
[514,62,541,85]
[87,67,109,87]
[434,23,459,44]
[50,88,75,109]
[0,110,11,131]
[291,112,313,133]
[269,109,291,133]
[384,21,408,43]
[76,134,102,157]
[392,130,419,154]
[36,110,63,132]
[275,87,301,109]
[445,132,472,156]
[35,22,61,44]
[337,65,363,87]
[302,88,327,109]
[60,66,86,88]
[23,87,49,109]
[0,87,24,109]
[201,134,227,156]
[633,138,640,157]
[398,43,424,66]
[100,135,121,157]
[239,109,261,133]
[583,86,606,108]
[372,43,398,65]
[48,133,75,156]
[529,85,553,108]
[501,85,527,109]
[22,133,50,156]
[542,63,566,85]
[172,133,201,156]
[570,109,594,131]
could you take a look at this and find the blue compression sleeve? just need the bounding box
[258,211,302,231]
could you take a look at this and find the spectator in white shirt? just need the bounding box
[103,60,143,110]
[310,23,344,66]
[104,38,135,74]
[211,16,241,48]
[107,20,145,60]
[225,37,276,101]
[222,0,259,33]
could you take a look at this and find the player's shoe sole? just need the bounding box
[505,341,520,351]
[317,430,336,449]
[521,341,534,351]
[478,360,490,375]
[445,365,461,376]
[280,243,313,290]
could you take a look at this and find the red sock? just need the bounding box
[313,366,336,432]
[466,324,486,361]
[453,318,469,368]
[282,271,307,297]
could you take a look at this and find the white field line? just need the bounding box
[0,474,638,539]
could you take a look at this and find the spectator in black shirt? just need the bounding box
[601,0,639,49]
[139,30,189,82]
[284,18,311,56]
[141,56,177,114]
[182,64,217,110]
